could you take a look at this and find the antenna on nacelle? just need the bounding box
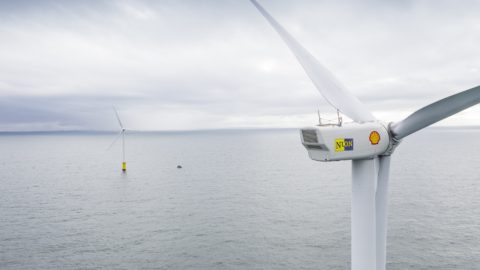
[317,109,322,126]
[337,109,343,126]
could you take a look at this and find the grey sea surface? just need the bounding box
[0,128,479,269]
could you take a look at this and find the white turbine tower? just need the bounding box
[108,106,127,173]
[249,1,480,269]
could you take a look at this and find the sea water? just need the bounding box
[0,128,479,269]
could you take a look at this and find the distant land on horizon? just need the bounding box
[0,125,479,135]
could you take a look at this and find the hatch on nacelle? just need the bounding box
[300,122,390,161]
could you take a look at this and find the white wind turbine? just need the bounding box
[107,106,127,173]
[249,1,480,269]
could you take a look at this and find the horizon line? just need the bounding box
[0,125,479,134]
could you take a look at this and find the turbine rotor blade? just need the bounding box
[391,85,480,139]
[112,106,124,129]
[106,130,124,151]
[249,0,375,123]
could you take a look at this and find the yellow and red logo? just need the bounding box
[369,131,380,145]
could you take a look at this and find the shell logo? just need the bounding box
[369,131,380,145]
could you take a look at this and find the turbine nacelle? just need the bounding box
[300,121,393,161]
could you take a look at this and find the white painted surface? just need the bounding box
[301,122,389,161]
[351,159,378,270]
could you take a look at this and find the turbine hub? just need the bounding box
[383,122,402,156]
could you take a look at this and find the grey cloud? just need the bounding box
[0,0,479,131]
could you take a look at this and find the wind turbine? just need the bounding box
[249,1,480,269]
[108,106,127,173]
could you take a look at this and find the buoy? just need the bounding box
[177,165,182,169]
[122,162,127,172]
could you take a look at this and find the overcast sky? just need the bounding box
[1,0,479,131]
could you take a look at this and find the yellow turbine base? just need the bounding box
[122,162,127,172]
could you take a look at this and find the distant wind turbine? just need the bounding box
[107,106,127,173]
[249,1,480,269]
